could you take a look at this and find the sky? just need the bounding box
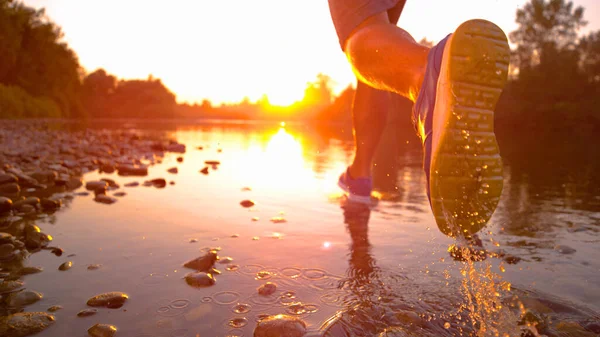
[24,0,600,105]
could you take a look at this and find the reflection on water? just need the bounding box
[2,120,599,336]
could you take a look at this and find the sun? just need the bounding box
[263,84,306,106]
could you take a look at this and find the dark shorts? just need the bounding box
[328,0,406,50]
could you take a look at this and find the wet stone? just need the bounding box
[47,305,63,312]
[113,192,127,197]
[184,272,216,288]
[147,178,167,188]
[58,261,73,271]
[8,290,43,307]
[240,200,255,208]
[17,204,35,214]
[199,167,209,175]
[503,255,522,264]
[18,266,43,275]
[86,181,108,192]
[40,198,61,211]
[13,197,40,208]
[183,250,218,271]
[87,264,102,270]
[66,177,83,190]
[0,280,23,293]
[94,195,117,205]
[0,232,15,244]
[258,282,277,296]
[205,160,220,165]
[254,314,307,337]
[218,256,233,264]
[117,164,148,177]
[87,292,129,309]
[88,323,117,337]
[77,308,98,317]
[167,143,186,153]
[167,167,178,174]
[177,156,184,163]
[0,173,18,185]
[124,181,139,187]
[100,178,119,190]
[0,312,55,337]
[0,183,20,194]
[51,247,64,256]
[554,245,576,254]
[0,243,15,258]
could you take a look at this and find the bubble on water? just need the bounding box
[281,267,302,278]
[232,303,252,314]
[248,293,280,306]
[169,299,191,309]
[302,268,327,280]
[227,317,248,328]
[286,302,308,315]
[212,291,241,305]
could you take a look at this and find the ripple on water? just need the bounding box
[280,267,302,279]
[248,293,281,306]
[226,264,240,272]
[302,268,328,280]
[239,264,265,275]
[255,271,272,280]
[155,299,192,317]
[227,317,248,328]
[310,277,343,291]
[211,291,241,305]
[319,291,346,307]
[232,303,252,314]
[225,329,244,337]
[143,273,169,286]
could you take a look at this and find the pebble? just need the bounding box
[94,195,117,205]
[217,257,233,264]
[58,261,73,271]
[50,247,64,256]
[0,312,55,337]
[87,264,102,270]
[240,200,255,208]
[167,167,178,174]
[87,292,129,309]
[8,290,43,307]
[177,156,184,163]
[40,198,61,211]
[124,181,140,187]
[148,178,167,188]
[77,309,98,317]
[0,232,14,244]
[199,167,209,175]
[47,305,63,312]
[0,280,24,293]
[113,192,127,197]
[88,323,117,337]
[117,164,148,176]
[554,245,577,254]
[184,272,216,288]
[254,314,306,337]
[0,243,15,259]
[183,250,218,271]
[0,183,20,194]
[258,282,277,296]
[205,160,220,165]
[0,173,18,185]
[86,181,108,192]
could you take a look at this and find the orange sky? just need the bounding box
[24,0,600,105]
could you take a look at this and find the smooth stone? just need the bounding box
[0,173,18,185]
[18,266,44,275]
[166,143,186,153]
[75,191,90,196]
[254,314,306,337]
[47,305,63,312]
[30,171,57,185]
[8,290,43,307]
[17,204,35,214]
[167,167,178,174]
[13,197,40,208]
[240,200,255,208]
[148,178,166,188]
[58,261,73,271]
[113,192,127,197]
[184,272,216,288]
[87,292,129,308]
[66,177,83,190]
[0,183,20,194]
[217,256,233,264]
[86,181,108,192]
[183,250,218,271]
[40,198,61,211]
[0,243,15,258]
[124,181,139,187]
[88,323,117,337]
[117,165,148,177]
[94,195,117,205]
[25,225,52,249]
[0,232,15,244]
[204,160,220,165]
[77,308,98,317]
[50,247,63,256]
[199,167,209,175]
[258,282,277,296]
[100,178,119,189]
[554,245,576,254]
[0,280,24,293]
[176,157,184,163]
[0,312,55,337]
[87,264,102,270]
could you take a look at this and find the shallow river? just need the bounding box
[5,120,600,336]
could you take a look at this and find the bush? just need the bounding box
[0,84,61,118]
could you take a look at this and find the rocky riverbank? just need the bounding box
[0,120,186,336]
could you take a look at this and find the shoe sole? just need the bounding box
[337,180,373,204]
[430,19,510,237]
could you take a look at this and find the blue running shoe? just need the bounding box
[413,20,510,237]
[338,168,372,204]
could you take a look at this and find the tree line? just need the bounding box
[0,0,598,130]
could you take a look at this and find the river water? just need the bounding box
[6,120,600,336]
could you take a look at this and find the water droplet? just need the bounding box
[464,145,470,150]
[228,317,248,328]
[226,264,240,271]
[232,303,252,314]
[255,271,272,280]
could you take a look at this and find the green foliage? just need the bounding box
[0,84,61,118]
